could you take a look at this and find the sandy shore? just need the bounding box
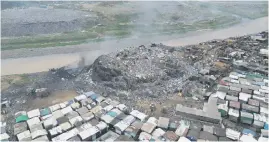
[1,17,268,76]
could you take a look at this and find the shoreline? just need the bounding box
[1,16,268,76]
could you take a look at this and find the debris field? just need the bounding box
[1,31,268,141]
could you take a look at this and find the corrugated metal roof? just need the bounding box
[81,112,94,122]
[76,107,89,116]
[130,110,148,121]
[242,103,259,113]
[78,126,99,140]
[152,128,165,138]
[66,111,79,120]
[216,91,226,100]
[27,109,40,119]
[78,122,92,132]
[225,95,238,101]
[14,122,27,135]
[52,110,64,120]
[147,117,158,126]
[226,128,240,140]
[52,128,79,141]
[30,123,43,132]
[31,129,47,139]
[122,115,135,125]
[139,132,151,141]
[229,101,241,109]
[17,130,31,141]
[71,102,81,110]
[49,104,61,112]
[240,111,253,118]
[61,106,73,115]
[228,108,239,117]
[158,117,169,129]
[198,131,218,141]
[115,121,129,133]
[248,99,260,107]
[163,131,179,141]
[74,95,87,102]
[96,121,107,131]
[141,122,156,134]
[101,114,114,124]
[69,116,83,126]
[239,93,251,102]
[48,126,63,137]
[59,122,72,132]
[84,91,95,98]
[27,117,40,129]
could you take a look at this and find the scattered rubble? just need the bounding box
[1,31,268,141]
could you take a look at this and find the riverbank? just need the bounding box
[1,16,268,76]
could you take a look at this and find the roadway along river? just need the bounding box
[1,17,268,76]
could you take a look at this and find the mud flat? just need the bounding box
[1,17,267,76]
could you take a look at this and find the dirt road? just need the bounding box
[1,17,267,76]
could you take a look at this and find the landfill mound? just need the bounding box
[89,44,198,97]
[78,31,268,99]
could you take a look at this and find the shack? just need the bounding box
[130,110,148,122]
[228,108,239,122]
[158,117,169,130]
[239,93,252,103]
[81,112,94,122]
[52,110,64,120]
[163,131,179,141]
[253,113,266,128]
[152,128,165,138]
[141,122,156,134]
[31,129,48,139]
[78,126,99,141]
[27,117,41,130]
[97,131,119,141]
[248,99,260,107]
[114,121,130,134]
[186,129,200,141]
[226,128,240,140]
[198,131,218,141]
[49,104,61,112]
[96,121,108,136]
[76,107,89,116]
[240,111,253,125]
[61,106,73,115]
[242,103,259,113]
[175,120,190,137]
[66,111,79,120]
[138,132,152,141]
[229,101,241,110]
[17,130,31,141]
[225,95,238,101]
[27,109,40,119]
[227,90,239,97]
[213,127,226,137]
[14,122,28,135]
[218,104,228,117]
[69,116,83,127]
[59,122,72,132]
[124,125,141,140]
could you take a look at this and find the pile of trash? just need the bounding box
[77,31,268,100]
[88,44,198,97]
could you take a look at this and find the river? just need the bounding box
[1,17,268,76]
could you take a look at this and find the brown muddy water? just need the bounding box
[1,17,268,76]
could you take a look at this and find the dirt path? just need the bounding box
[1,17,267,76]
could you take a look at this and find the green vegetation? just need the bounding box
[2,1,267,50]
